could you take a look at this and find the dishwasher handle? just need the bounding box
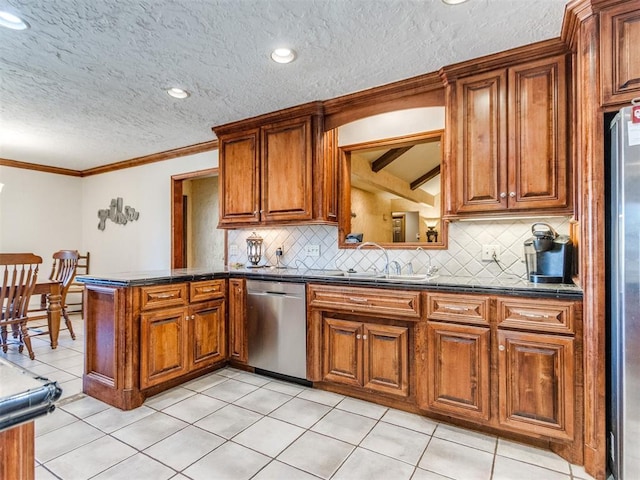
[248,290,303,299]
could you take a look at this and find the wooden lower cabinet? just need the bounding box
[424,321,490,421]
[190,299,226,369]
[322,316,409,398]
[140,307,188,389]
[228,278,248,363]
[140,299,226,389]
[497,329,575,441]
[322,317,409,397]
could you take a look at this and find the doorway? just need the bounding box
[171,169,225,268]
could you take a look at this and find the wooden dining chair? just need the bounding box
[28,250,79,341]
[0,253,43,360]
[65,251,89,317]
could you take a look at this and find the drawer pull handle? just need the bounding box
[446,306,469,312]
[198,288,218,293]
[155,293,175,299]
[521,312,551,319]
[348,297,369,304]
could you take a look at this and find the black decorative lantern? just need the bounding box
[246,231,264,266]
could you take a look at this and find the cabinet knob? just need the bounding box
[499,344,505,351]
[362,334,367,340]
[500,192,507,199]
[356,334,361,339]
[191,314,195,320]
[509,192,516,198]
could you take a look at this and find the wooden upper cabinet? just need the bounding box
[600,1,640,106]
[508,56,568,210]
[214,102,337,227]
[218,129,260,225]
[452,54,570,216]
[455,69,508,213]
[261,117,313,222]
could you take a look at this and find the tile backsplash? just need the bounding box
[226,216,573,280]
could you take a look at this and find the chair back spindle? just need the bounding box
[0,253,42,359]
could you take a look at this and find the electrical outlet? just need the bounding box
[229,244,239,256]
[305,244,320,258]
[481,244,501,261]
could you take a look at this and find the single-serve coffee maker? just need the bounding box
[524,223,573,284]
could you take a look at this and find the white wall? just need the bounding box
[81,150,218,274]
[338,107,445,146]
[0,149,217,275]
[0,167,82,274]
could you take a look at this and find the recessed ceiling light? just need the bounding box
[167,87,190,99]
[271,48,296,64]
[442,0,470,4]
[0,11,30,30]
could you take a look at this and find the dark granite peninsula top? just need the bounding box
[77,266,582,300]
[0,358,62,431]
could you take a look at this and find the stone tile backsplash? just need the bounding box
[226,216,573,280]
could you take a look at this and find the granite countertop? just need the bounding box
[0,358,62,431]
[76,265,582,299]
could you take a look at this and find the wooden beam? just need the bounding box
[410,165,441,190]
[371,146,413,172]
[352,155,435,206]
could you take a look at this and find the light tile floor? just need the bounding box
[1,316,597,480]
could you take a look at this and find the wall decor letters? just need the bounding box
[98,197,140,230]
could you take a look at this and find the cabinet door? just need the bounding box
[322,317,363,387]
[425,322,490,421]
[219,129,260,225]
[363,323,409,398]
[508,55,568,210]
[140,307,188,389]
[455,69,508,213]
[261,117,313,222]
[601,3,640,105]
[189,299,226,369]
[228,278,247,363]
[498,330,574,440]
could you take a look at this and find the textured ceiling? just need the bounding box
[0,0,569,171]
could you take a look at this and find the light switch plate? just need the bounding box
[305,244,320,257]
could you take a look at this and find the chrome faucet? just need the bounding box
[356,241,390,275]
[416,247,439,277]
[388,260,401,275]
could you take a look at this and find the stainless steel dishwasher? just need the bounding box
[246,280,307,381]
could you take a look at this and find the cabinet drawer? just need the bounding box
[308,285,421,320]
[140,284,187,311]
[190,280,226,303]
[496,297,575,334]
[427,293,490,326]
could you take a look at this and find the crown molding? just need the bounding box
[1,140,219,177]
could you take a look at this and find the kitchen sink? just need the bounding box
[304,269,345,277]
[385,274,429,281]
[344,271,385,278]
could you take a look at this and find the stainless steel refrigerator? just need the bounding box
[609,104,640,479]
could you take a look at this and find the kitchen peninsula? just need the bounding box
[78,267,583,464]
